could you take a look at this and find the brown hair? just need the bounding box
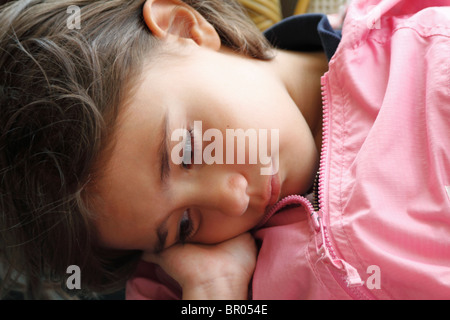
[0,0,272,299]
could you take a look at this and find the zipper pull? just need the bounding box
[340,260,364,287]
[310,210,321,232]
[314,212,364,288]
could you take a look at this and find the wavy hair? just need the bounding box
[0,0,272,299]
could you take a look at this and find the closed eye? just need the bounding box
[178,209,194,244]
[182,129,194,169]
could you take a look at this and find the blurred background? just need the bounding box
[239,0,347,31]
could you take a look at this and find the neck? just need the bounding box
[269,49,328,150]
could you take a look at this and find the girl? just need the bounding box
[0,0,299,299]
[1,0,449,300]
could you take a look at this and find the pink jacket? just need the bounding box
[126,0,450,300]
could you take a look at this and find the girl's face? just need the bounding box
[93,43,319,253]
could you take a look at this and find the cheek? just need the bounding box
[280,122,319,195]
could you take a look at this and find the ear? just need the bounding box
[143,0,221,50]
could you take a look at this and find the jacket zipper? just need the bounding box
[255,194,316,230]
[255,74,375,299]
[317,73,375,299]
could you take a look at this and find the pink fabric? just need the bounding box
[126,0,450,299]
[321,0,450,299]
[253,0,450,299]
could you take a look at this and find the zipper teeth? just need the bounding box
[312,172,320,212]
[319,74,350,289]
[256,75,372,299]
[269,194,315,217]
[322,226,338,259]
[319,75,330,213]
[319,75,374,300]
[318,76,336,259]
[255,194,315,230]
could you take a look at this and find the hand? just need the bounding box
[142,233,257,300]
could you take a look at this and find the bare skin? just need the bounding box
[92,0,328,299]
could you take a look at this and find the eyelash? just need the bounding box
[178,209,194,244]
[182,129,194,169]
[179,129,195,243]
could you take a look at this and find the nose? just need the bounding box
[215,172,249,216]
[177,168,249,217]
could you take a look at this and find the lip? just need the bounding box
[265,173,281,210]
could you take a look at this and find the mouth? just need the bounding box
[265,172,281,211]
[251,173,281,230]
